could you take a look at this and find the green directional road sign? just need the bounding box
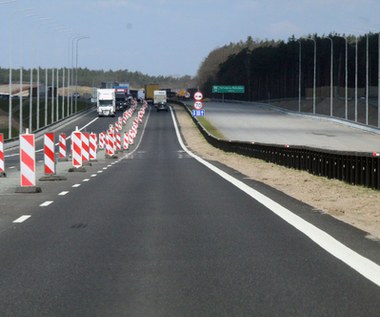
[212,85,245,93]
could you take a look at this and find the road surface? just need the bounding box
[0,105,378,316]
[203,101,380,153]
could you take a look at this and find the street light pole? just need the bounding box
[308,37,317,114]
[75,36,89,112]
[366,33,369,125]
[355,36,358,122]
[1,0,17,139]
[378,32,380,127]
[326,37,333,116]
[298,39,302,112]
[344,37,348,120]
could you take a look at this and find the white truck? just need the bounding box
[154,90,168,112]
[97,88,116,117]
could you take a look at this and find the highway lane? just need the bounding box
[203,101,380,152]
[0,106,378,315]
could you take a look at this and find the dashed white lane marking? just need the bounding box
[91,174,97,177]
[72,184,81,188]
[9,166,16,169]
[40,201,53,207]
[58,191,69,196]
[82,178,90,182]
[102,167,107,170]
[13,215,31,223]
[97,170,103,173]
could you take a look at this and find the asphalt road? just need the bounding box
[0,105,379,316]
[203,101,380,153]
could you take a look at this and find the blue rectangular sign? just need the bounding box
[192,110,205,117]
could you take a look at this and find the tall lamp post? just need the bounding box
[298,38,302,112]
[75,36,89,113]
[1,0,17,139]
[366,33,369,125]
[355,35,358,122]
[307,36,317,114]
[326,37,334,116]
[71,35,84,113]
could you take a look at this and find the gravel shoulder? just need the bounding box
[174,104,380,241]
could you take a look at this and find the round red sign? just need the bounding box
[194,91,203,101]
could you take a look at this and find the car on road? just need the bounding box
[156,101,169,112]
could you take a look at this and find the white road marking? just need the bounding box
[102,167,107,170]
[72,184,81,188]
[58,191,69,196]
[170,107,380,287]
[91,174,97,177]
[82,178,90,182]
[40,201,53,207]
[97,170,103,173]
[13,215,31,223]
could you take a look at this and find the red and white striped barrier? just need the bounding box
[106,133,115,156]
[20,131,36,187]
[116,133,122,152]
[0,133,5,176]
[82,132,90,163]
[99,132,106,149]
[128,128,135,145]
[59,133,67,160]
[89,133,97,160]
[44,133,55,175]
[123,132,129,150]
[71,130,82,168]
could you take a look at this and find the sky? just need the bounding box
[0,0,380,77]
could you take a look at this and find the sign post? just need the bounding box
[192,91,205,117]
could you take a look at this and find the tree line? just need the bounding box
[197,34,380,101]
[0,67,196,90]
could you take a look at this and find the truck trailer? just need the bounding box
[154,90,168,112]
[97,88,116,117]
[144,84,160,104]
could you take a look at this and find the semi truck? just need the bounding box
[144,84,160,104]
[97,88,116,117]
[114,85,129,111]
[154,90,168,112]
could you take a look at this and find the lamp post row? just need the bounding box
[298,33,380,128]
[1,1,89,139]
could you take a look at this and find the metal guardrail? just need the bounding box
[174,100,380,190]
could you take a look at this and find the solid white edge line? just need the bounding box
[13,215,31,223]
[170,107,380,287]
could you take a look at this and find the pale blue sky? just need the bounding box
[0,0,379,77]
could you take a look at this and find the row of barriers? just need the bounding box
[0,101,148,192]
[179,102,380,190]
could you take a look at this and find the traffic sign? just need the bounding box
[192,110,205,117]
[194,91,203,101]
[193,101,203,110]
[212,85,245,93]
